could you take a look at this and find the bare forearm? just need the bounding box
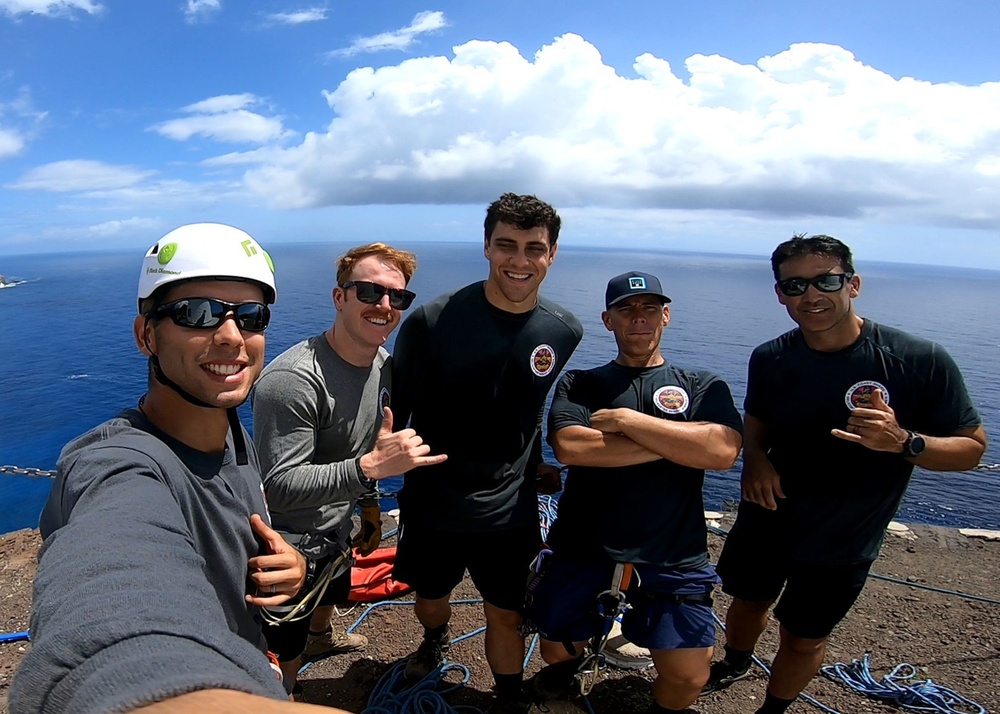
[617,414,741,470]
[134,689,348,713]
[552,426,661,468]
[910,428,987,471]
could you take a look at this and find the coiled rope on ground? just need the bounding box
[820,653,986,714]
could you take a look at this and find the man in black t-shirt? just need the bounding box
[392,193,583,713]
[528,271,743,714]
[704,235,987,714]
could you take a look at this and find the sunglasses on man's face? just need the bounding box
[341,281,416,310]
[777,272,854,297]
[151,298,271,332]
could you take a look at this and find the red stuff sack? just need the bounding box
[349,546,413,602]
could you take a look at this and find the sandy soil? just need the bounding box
[1,515,998,714]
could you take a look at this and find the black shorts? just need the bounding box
[393,521,541,612]
[717,526,872,640]
[262,566,352,662]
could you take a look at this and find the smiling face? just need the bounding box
[483,222,557,313]
[775,252,862,348]
[331,254,407,362]
[136,279,266,410]
[603,295,670,368]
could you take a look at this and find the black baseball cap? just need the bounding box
[605,271,671,308]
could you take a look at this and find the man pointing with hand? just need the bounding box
[705,234,986,714]
[253,243,446,692]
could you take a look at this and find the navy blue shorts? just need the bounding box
[717,527,872,639]
[393,521,541,612]
[529,556,717,651]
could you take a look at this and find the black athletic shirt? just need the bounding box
[734,320,981,564]
[393,282,583,532]
[546,361,743,568]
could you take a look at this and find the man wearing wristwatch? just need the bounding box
[252,243,447,692]
[703,234,987,714]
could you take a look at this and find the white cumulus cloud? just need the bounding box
[0,0,100,16]
[235,35,1000,231]
[329,10,447,57]
[150,94,290,144]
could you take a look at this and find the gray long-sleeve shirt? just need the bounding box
[252,333,387,546]
[9,410,287,714]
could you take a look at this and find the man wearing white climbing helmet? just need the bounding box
[10,224,345,714]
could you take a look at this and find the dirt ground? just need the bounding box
[2,515,998,714]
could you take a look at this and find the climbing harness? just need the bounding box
[575,562,634,695]
[261,536,352,625]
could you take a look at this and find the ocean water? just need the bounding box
[1,242,998,534]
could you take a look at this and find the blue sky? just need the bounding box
[2,0,999,268]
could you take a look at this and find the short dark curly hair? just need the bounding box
[770,233,855,281]
[484,193,561,246]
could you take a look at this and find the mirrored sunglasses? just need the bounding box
[777,273,854,297]
[151,298,270,332]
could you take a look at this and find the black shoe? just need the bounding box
[487,693,532,714]
[528,662,578,703]
[403,633,450,680]
[701,658,752,695]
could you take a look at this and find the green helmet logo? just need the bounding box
[263,250,274,274]
[157,242,178,265]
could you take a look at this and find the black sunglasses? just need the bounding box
[341,281,416,310]
[151,298,270,332]
[777,273,854,297]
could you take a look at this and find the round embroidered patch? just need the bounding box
[845,380,889,410]
[654,386,689,414]
[530,344,556,377]
[379,386,391,411]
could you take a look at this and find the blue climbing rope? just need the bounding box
[821,653,986,714]
[538,493,559,542]
[361,659,483,714]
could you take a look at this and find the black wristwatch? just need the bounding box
[903,431,926,458]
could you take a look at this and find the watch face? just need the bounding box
[907,433,926,456]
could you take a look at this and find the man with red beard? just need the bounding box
[253,243,446,693]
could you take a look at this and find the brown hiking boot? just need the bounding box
[403,631,450,680]
[303,629,368,658]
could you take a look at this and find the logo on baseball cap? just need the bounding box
[605,271,671,308]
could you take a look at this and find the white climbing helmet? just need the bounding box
[137,223,276,312]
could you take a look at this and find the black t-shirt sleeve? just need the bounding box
[547,371,591,443]
[691,374,744,435]
[391,309,427,430]
[918,342,982,434]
